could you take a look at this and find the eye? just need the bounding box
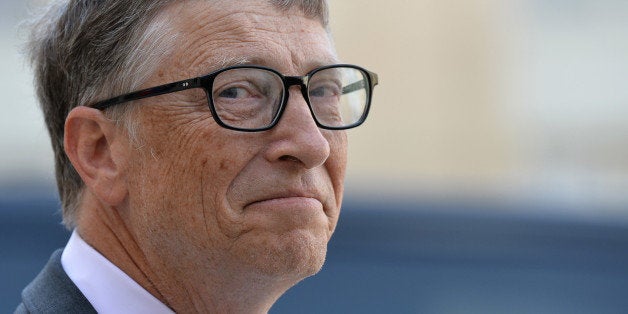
[309,83,341,98]
[217,86,253,99]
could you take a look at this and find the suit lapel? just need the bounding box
[18,249,97,313]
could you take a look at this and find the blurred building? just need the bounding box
[330,0,628,215]
[3,1,628,313]
[1,0,628,215]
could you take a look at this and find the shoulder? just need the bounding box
[16,249,96,314]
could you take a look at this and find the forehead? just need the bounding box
[163,0,338,78]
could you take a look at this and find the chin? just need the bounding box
[244,228,330,281]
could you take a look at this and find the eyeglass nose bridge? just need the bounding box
[283,75,311,101]
[271,74,329,131]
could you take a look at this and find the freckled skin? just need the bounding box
[92,1,347,312]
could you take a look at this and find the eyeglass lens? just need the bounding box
[210,66,369,130]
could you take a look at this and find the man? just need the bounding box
[18,0,377,312]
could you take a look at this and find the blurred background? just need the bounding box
[2,0,628,313]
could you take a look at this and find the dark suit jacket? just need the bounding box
[15,249,97,313]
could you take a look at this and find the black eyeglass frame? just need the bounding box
[89,64,378,132]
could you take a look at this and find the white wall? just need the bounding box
[2,0,628,216]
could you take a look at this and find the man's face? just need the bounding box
[121,0,346,288]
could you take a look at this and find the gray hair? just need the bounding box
[27,0,329,229]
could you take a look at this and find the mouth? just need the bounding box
[245,191,324,211]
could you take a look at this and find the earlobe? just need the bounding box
[64,107,128,206]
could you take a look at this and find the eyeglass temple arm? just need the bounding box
[341,70,379,95]
[90,78,202,110]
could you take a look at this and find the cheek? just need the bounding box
[126,112,238,243]
[320,131,347,234]
[124,120,265,278]
[326,131,348,199]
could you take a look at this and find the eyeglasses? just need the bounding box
[90,64,378,132]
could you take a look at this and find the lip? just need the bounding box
[245,191,324,210]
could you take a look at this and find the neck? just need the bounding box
[76,195,166,302]
[165,273,292,313]
[75,193,296,313]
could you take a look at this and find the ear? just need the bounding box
[64,106,129,206]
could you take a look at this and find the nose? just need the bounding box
[264,86,331,169]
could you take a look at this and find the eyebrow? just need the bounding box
[187,56,251,78]
[217,56,252,68]
[212,55,341,74]
[190,53,341,79]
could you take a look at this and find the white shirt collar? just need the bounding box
[61,230,174,314]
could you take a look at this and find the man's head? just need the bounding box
[28,0,376,311]
[28,0,331,228]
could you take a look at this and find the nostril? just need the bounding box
[279,155,301,163]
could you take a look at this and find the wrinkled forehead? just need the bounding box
[161,0,338,78]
